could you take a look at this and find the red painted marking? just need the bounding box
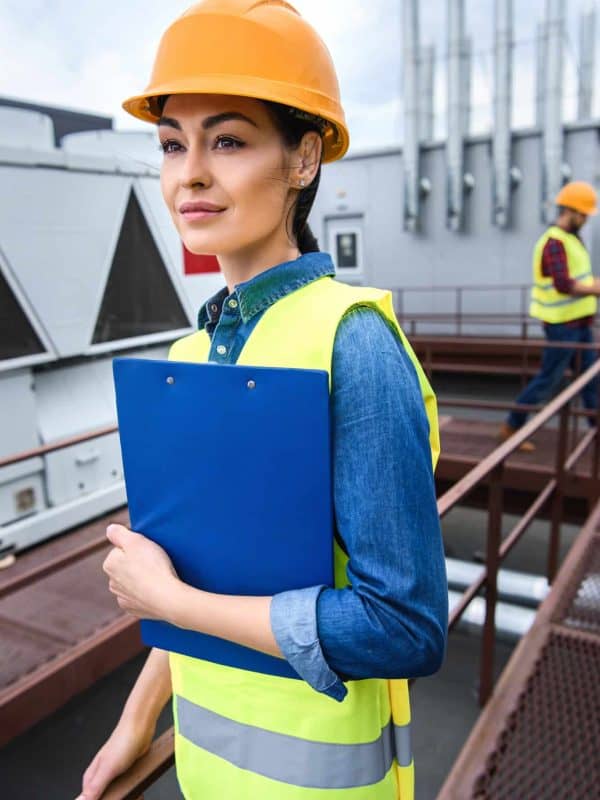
[182,245,220,275]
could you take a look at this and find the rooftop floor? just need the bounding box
[0,506,580,799]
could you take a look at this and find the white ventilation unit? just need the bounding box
[61,129,160,172]
[0,107,55,150]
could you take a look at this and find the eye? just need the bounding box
[214,135,244,151]
[159,139,183,155]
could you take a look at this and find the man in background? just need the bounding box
[499,181,600,450]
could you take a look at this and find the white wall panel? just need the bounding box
[0,168,131,358]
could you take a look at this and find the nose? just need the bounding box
[179,144,212,190]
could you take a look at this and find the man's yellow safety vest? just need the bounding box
[167,275,439,800]
[530,226,597,324]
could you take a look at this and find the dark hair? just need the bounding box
[156,95,325,253]
[262,101,324,254]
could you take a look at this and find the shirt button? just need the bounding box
[216,344,227,355]
[228,299,238,309]
[210,303,219,314]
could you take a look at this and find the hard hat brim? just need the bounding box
[559,204,599,216]
[122,77,349,164]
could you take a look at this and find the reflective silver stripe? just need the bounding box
[531,295,586,308]
[394,722,413,767]
[534,270,593,291]
[176,695,411,789]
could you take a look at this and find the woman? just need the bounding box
[80,2,447,798]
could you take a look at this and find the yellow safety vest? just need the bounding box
[530,226,597,323]
[167,275,439,800]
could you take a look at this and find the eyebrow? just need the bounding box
[157,112,259,131]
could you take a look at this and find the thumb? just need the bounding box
[106,523,131,549]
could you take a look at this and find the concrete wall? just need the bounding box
[311,122,600,334]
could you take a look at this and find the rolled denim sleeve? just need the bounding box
[270,585,346,701]
[270,306,448,701]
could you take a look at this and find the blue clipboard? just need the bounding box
[112,357,334,679]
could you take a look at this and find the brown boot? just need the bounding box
[497,422,536,453]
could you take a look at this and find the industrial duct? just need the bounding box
[446,0,467,231]
[492,0,514,228]
[535,20,547,128]
[577,4,596,121]
[402,0,421,232]
[542,0,566,224]
[420,44,436,143]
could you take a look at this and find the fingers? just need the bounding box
[107,578,134,612]
[81,751,120,800]
[81,751,105,800]
[102,547,123,577]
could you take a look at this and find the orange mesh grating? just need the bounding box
[558,539,600,635]
[472,631,600,800]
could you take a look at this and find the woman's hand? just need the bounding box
[103,524,181,621]
[77,713,156,800]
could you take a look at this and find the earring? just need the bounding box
[299,179,306,188]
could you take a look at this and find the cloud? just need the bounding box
[0,0,597,152]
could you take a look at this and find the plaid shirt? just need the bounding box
[541,237,594,327]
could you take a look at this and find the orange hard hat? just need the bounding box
[555,181,598,216]
[122,0,349,163]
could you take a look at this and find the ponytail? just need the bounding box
[296,223,320,253]
[263,101,325,254]
[293,164,321,253]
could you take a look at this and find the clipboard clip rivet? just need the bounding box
[247,380,256,390]
[166,376,175,385]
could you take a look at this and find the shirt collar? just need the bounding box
[198,251,335,330]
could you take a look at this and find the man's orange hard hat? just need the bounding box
[122,0,349,163]
[555,181,599,216]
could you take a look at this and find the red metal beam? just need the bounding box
[0,615,143,747]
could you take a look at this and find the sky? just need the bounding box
[0,0,598,152]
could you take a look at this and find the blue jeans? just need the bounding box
[508,323,599,429]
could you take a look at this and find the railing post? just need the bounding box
[425,344,432,379]
[547,403,569,583]
[520,343,529,389]
[395,289,404,323]
[520,285,527,339]
[571,349,582,452]
[593,372,600,506]
[479,463,504,707]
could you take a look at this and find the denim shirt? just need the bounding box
[199,252,448,701]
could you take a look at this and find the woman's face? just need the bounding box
[159,94,300,257]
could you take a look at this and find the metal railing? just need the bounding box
[392,282,600,339]
[436,496,600,799]
[91,358,600,799]
[415,336,600,388]
[439,359,600,703]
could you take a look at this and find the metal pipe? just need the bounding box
[420,44,435,142]
[445,558,549,608]
[577,4,596,121]
[535,20,547,128]
[492,0,513,228]
[402,0,421,232]
[462,36,472,137]
[446,0,467,231]
[448,590,536,642]
[542,0,565,224]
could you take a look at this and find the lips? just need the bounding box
[179,201,225,214]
